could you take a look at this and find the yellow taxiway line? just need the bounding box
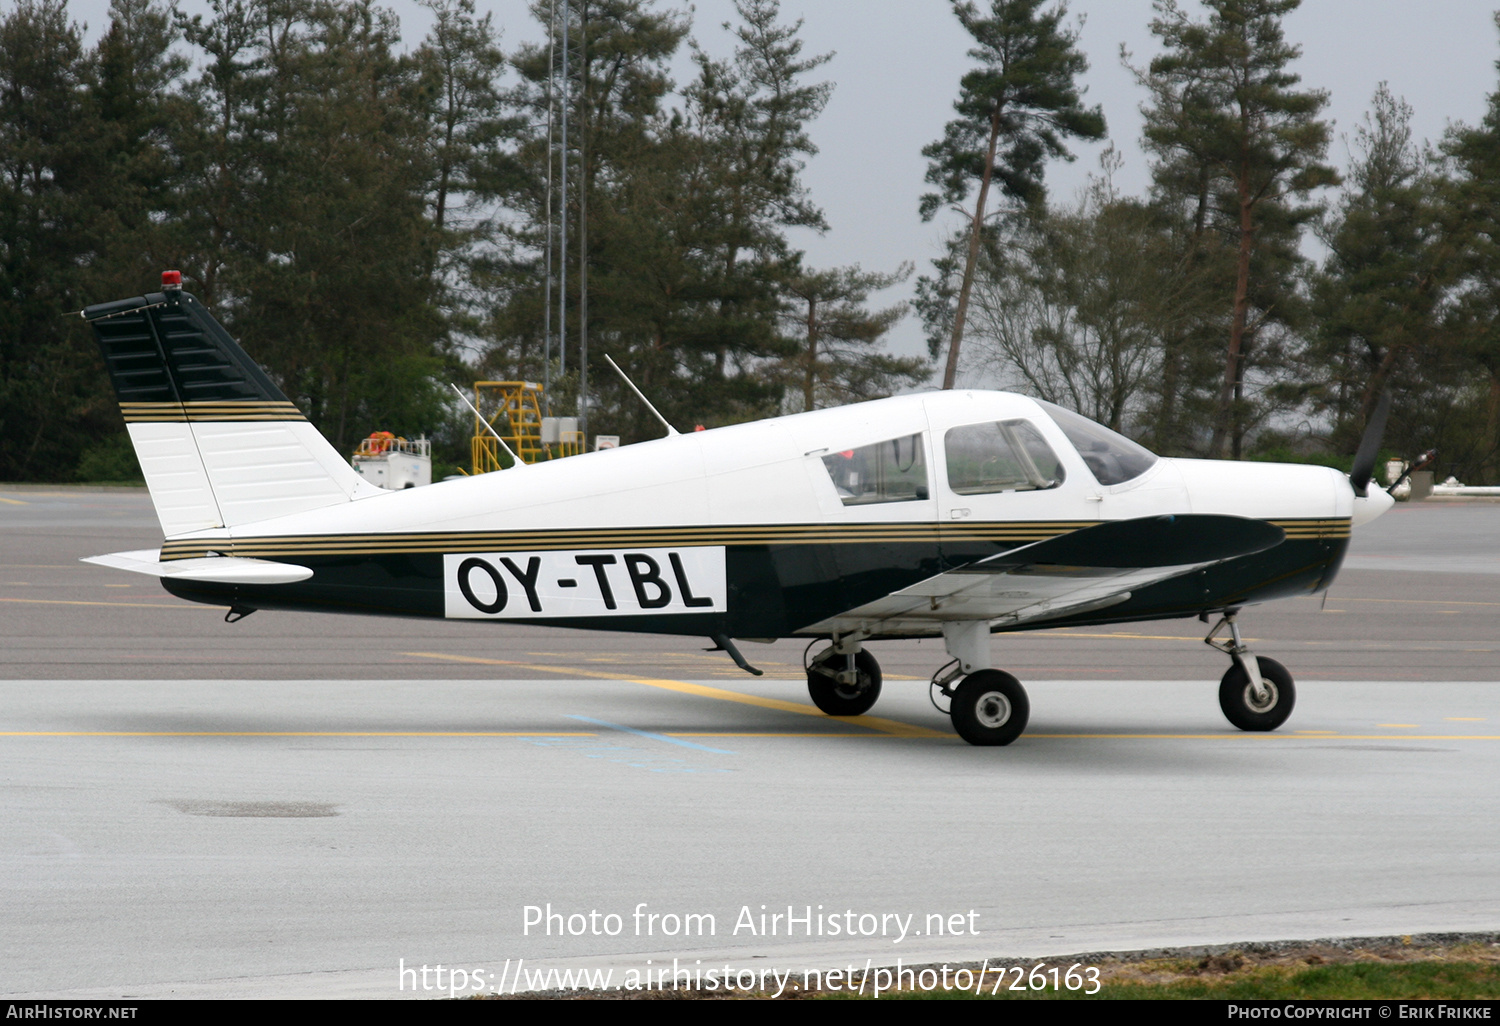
[2,651,1489,744]
[1037,630,1238,642]
[1027,733,1500,740]
[0,731,600,738]
[405,651,948,738]
[1337,596,1500,608]
[6,729,1496,741]
[0,596,224,610]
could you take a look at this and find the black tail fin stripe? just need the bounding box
[85,291,293,407]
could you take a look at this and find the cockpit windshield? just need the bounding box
[1036,401,1159,486]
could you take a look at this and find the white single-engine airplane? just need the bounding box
[80,273,1396,745]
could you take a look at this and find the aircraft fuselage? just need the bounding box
[153,392,1353,638]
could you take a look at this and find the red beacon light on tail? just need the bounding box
[161,270,182,290]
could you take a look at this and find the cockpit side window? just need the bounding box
[821,434,929,505]
[945,420,1065,495]
[1037,400,1158,486]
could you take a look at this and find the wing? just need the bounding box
[800,515,1286,637]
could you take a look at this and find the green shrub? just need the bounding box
[74,434,143,484]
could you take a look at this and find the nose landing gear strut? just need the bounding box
[1204,610,1295,731]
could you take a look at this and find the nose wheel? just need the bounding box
[1218,656,1295,731]
[1205,611,1296,731]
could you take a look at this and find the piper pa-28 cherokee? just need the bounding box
[80,272,1397,746]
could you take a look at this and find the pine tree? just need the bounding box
[502,0,841,440]
[686,0,832,379]
[919,0,1105,391]
[1140,0,1336,458]
[1313,85,1447,457]
[504,0,704,437]
[780,261,926,412]
[174,0,265,307]
[0,0,98,479]
[418,0,512,230]
[1443,17,1500,482]
[411,0,526,400]
[687,0,831,277]
[177,0,447,450]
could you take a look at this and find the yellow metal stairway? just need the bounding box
[469,381,583,472]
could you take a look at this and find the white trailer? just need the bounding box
[352,435,432,490]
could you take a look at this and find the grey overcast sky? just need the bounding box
[60,0,1500,369]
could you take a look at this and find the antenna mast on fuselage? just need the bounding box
[604,354,678,437]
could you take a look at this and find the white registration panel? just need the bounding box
[443,547,726,619]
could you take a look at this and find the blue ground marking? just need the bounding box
[565,715,737,755]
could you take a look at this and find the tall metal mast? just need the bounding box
[578,3,589,440]
[541,0,557,418]
[558,0,568,380]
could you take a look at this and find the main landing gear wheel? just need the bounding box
[1218,656,1295,732]
[950,670,1029,747]
[807,649,882,716]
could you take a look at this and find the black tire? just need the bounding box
[807,649,882,716]
[1218,656,1295,731]
[950,670,1029,746]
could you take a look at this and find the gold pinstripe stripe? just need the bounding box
[159,522,1089,560]
[155,518,1350,561]
[119,401,305,423]
[1269,518,1352,540]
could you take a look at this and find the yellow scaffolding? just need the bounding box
[469,381,583,472]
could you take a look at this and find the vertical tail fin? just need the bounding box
[84,274,379,536]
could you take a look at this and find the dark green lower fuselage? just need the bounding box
[160,529,1347,639]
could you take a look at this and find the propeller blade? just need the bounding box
[1349,392,1392,497]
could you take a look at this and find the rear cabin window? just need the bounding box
[822,434,929,505]
[944,420,1065,495]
